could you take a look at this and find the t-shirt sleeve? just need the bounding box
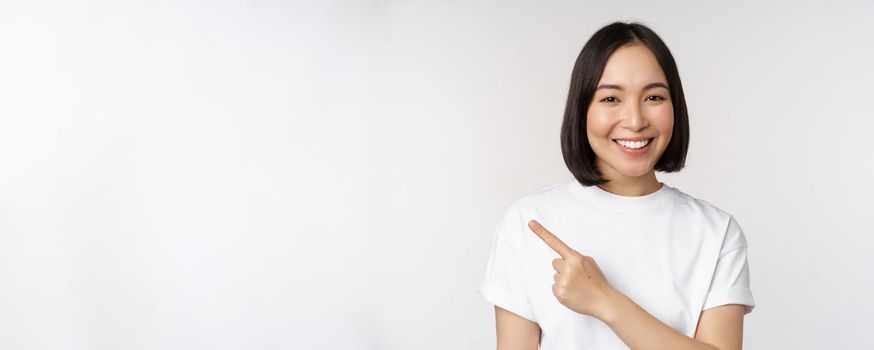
[477,206,536,322]
[702,215,756,315]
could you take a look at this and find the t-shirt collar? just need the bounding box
[569,178,675,212]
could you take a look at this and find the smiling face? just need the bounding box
[586,43,674,181]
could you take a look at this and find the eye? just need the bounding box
[600,96,620,103]
[646,95,666,102]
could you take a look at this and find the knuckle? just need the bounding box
[567,255,583,265]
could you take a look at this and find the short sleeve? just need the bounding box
[702,216,756,315]
[477,206,536,322]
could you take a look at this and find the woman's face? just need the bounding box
[586,43,674,180]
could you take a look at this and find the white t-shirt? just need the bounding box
[478,178,755,349]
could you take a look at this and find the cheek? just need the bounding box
[652,105,674,136]
[586,106,616,139]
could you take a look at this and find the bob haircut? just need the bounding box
[560,21,689,186]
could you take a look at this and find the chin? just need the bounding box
[596,155,656,179]
[616,165,653,178]
[619,171,651,178]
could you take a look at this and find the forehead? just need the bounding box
[598,43,667,86]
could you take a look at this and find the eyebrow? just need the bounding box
[596,82,669,91]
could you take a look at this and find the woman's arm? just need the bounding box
[527,220,747,350]
[494,306,540,350]
[601,291,746,350]
[694,304,745,349]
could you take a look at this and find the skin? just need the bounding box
[493,43,747,349]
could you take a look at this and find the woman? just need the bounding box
[478,22,756,349]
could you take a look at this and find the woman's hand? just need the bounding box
[528,219,620,321]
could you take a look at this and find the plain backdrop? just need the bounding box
[1,0,872,349]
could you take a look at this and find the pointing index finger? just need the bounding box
[528,220,575,259]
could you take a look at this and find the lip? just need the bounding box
[612,136,652,142]
[612,137,654,155]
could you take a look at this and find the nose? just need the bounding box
[622,102,649,132]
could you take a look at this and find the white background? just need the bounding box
[1,1,872,349]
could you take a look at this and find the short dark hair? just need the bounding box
[560,21,689,186]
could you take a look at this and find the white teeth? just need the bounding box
[615,138,650,149]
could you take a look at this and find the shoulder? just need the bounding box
[505,178,578,214]
[668,185,735,225]
[667,185,747,251]
[492,179,574,244]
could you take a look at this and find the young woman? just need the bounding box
[478,22,755,350]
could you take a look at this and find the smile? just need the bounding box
[612,138,654,154]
